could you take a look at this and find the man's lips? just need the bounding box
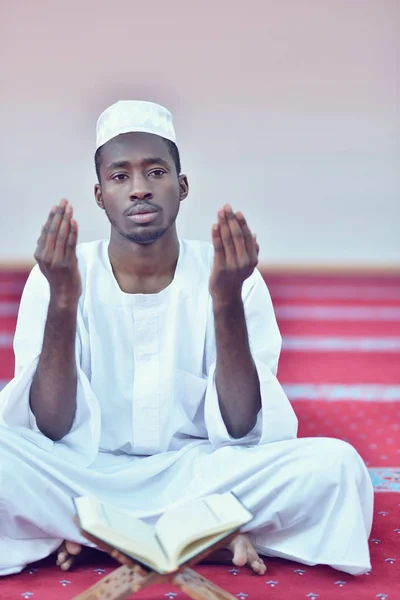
[127,211,159,224]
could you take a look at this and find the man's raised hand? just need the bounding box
[34,199,82,307]
[209,204,259,306]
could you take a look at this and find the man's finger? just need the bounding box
[54,205,73,262]
[224,204,248,267]
[36,205,58,251]
[64,219,79,263]
[211,223,225,269]
[218,208,237,269]
[236,212,257,265]
[43,200,68,257]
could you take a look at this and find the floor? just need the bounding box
[0,269,399,599]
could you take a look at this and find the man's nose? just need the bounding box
[129,175,153,200]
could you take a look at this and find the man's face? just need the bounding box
[95,132,188,244]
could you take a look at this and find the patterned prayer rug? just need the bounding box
[0,269,399,599]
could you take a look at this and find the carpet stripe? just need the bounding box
[0,333,13,346]
[283,384,400,401]
[282,336,400,352]
[278,320,400,337]
[0,302,19,316]
[269,284,400,300]
[2,335,400,352]
[275,306,400,320]
[4,304,400,320]
[8,279,399,297]
[2,380,399,401]
[0,283,26,294]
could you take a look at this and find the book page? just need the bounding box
[172,528,238,566]
[75,497,169,572]
[155,493,253,567]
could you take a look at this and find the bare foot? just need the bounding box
[56,540,141,571]
[56,541,84,571]
[228,534,266,575]
[57,534,266,575]
[204,534,267,575]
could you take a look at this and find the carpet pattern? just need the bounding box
[0,269,399,599]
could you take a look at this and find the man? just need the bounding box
[0,100,373,577]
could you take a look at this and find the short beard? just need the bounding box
[112,223,169,244]
[104,203,180,245]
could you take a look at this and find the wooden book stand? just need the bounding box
[72,529,238,600]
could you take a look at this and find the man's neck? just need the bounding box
[108,228,180,294]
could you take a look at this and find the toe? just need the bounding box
[60,557,74,571]
[251,558,267,575]
[56,551,68,567]
[230,540,248,568]
[65,541,82,556]
[228,534,267,574]
[56,541,82,570]
[241,537,266,575]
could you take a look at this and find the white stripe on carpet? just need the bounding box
[0,302,400,321]
[268,284,400,300]
[283,384,400,401]
[0,333,14,346]
[282,336,400,352]
[0,302,19,316]
[2,381,399,401]
[275,306,400,321]
[1,334,400,352]
[3,304,400,321]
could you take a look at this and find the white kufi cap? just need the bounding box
[96,100,176,150]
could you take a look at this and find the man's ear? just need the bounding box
[179,174,189,202]
[94,184,105,210]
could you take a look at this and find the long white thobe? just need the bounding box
[0,239,373,576]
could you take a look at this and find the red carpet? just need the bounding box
[0,269,399,599]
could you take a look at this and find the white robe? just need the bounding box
[0,239,373,576]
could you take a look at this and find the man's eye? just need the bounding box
[149,170,165,177]
[113,174,128,181]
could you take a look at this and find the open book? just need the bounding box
[74,492,253,574]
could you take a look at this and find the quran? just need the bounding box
[74,492,253,575]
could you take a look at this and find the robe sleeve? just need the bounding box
[204,268,298,448]
[0,265,101,465]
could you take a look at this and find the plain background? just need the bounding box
[0,0,399,267]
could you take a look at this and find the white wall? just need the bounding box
[0,0,399,266]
